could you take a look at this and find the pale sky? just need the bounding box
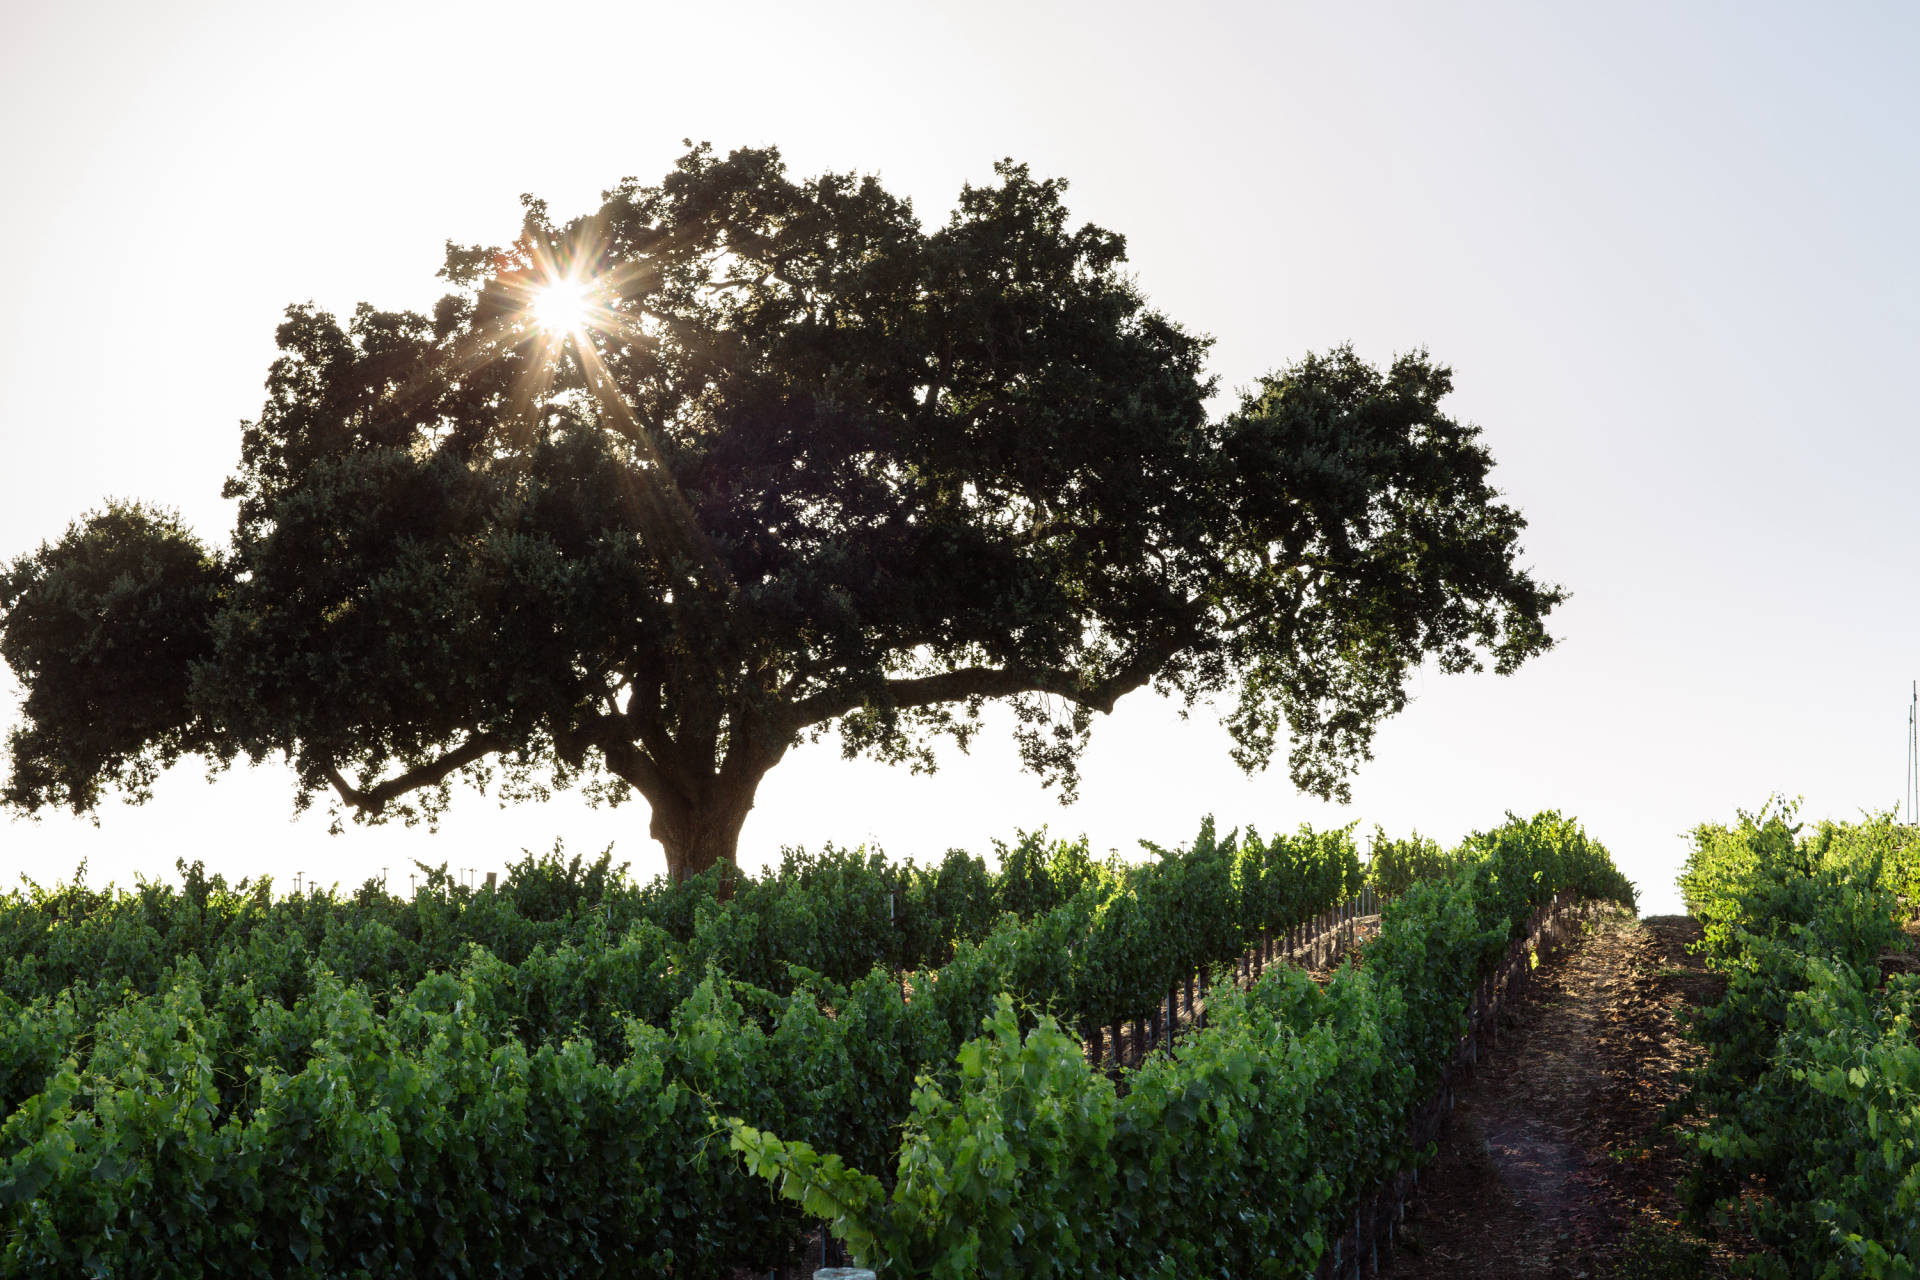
[5,1,1917,915]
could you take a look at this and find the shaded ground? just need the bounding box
[1379,912,1733,1280]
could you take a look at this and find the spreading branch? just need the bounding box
[322,733,504,816]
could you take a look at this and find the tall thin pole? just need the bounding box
[1908,682,1917,826]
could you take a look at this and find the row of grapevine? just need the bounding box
[0,821,1354,1013]
[0,811,1632,1277]
[0,820,1369,1060]
[732,812,1637,1279]
[0,842,998,1011]
[1677,803,1920,1279]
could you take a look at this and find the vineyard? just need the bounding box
[1675,805,1920,1278]
[0,813,1637,1277]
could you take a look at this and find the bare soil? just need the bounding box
[1378,912,1734,1280]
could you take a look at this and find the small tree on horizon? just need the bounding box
[0,144,1564,881]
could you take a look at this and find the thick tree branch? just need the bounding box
[783,667,1059,731]
[780,652,1156,735]
[322,732,504,815]
[575,711,682,803]
[622,678,679,767]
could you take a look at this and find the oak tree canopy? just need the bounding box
[0,145,1563,879]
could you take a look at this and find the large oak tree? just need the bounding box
[0,145,1563,880]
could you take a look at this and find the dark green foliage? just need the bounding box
[1676,802,1920,1278]
[734,986,1386,1280]
[989,830,1107,920]
[498,842,630,921]
[0,817,1367,1047]
[1608,1221,1713,1280]
[934,817,1365,1033]
[1,966,697,1278]
[1364,827,1459,896]
[0,145,1564,879]
[731,814,1630,1279]
[0,992,76,1120]
[0,503,231,813]
[0,846,986,1019]
[0,812,1628,1278]
[0,853,636,1016]
[1367,874,1506,1090]
[1458,809,1639,937]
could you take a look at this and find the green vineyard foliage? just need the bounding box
[1678,802,1920,1279]
[731,812,1634,1279]
[0,813,1630,1277]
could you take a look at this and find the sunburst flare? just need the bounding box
[531,278,595,335]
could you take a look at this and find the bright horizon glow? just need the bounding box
[531,278,594,335]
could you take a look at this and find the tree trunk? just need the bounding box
[594,716,789,884]
[647,774,762,882]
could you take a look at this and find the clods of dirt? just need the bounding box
[1379,912,1735,1279]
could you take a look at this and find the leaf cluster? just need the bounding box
[1676,801,1920,1277]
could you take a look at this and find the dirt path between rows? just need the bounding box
[1378,912,1733,1280]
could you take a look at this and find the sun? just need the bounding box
[531,277,594,335]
